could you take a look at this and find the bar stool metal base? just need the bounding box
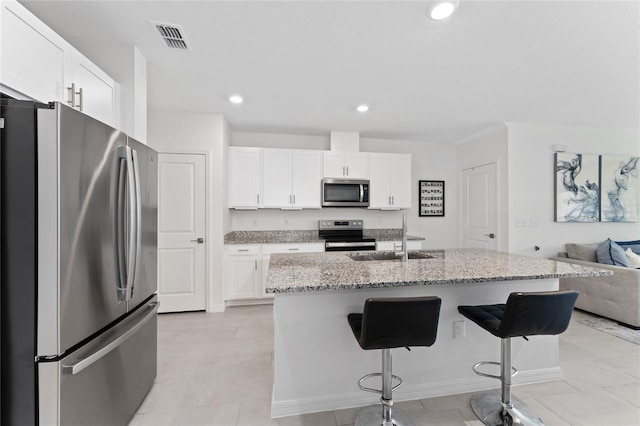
[354,404,415,426]
[470,393,544,426]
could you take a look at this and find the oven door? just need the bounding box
[322,179,369,207]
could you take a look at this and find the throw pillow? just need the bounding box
[565,243,598,262]
[626,248,640,269]
[615,239,640,255]
[596,239,632,267]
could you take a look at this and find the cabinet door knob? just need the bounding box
[190,237,205,243]
[484,233,495,239]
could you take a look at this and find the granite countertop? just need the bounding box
[224,229,424,245]
[265,248,613,294]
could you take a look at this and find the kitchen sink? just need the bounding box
[348,252,434,262]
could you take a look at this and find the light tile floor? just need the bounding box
[130,306,640,426]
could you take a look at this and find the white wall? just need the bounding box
[230,132,459,249]
[148,110,229,312]
[506,123,640,258]
[455,125,509,251]
[362,137,458,249]
[133,47,147,142]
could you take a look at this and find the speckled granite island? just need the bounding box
[266,249,611,418]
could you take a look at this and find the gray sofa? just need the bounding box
[550,243,640,329]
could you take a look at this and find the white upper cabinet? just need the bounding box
[323,152,369,179]
[0,0,117,126]
[262,149,291,208]
[1,0,65,102]
[369,153,412,209]
[229,147,262,209]
[65,53,117,126]
[290,150,322,208]
[262,148,322,209]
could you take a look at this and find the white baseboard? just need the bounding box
[206,303,226,313]
[225,298,274,307]
[271,367,562,418]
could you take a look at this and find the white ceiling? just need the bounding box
[19,0,640,142]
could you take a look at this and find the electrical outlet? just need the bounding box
[284,217,289,226]
[252,219,257,227]
[454,321,465,339]
[530,217,539,227]
[516,217,528,227]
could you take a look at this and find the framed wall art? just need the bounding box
[555,152,600,222]
[419,180,444,217]
[600,155,639,222]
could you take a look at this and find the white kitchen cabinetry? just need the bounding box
[261,243,324,298]
[323,152,369,179]
[226,245,262,300]
[376,240,422,251]
[226,242,324,303]
[0,0,117,126]
[1,0,65,103]
[229,147,262,209]
[262,149,322,209]
[369,153,411,209]
[64,53,117,126]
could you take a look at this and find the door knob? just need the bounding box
[191,237,204,243]
[484,233,495,239]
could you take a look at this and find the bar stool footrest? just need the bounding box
[470,392,544,426]
[358,372,404,394]
[473,361,518,381]
[355,404,415,426]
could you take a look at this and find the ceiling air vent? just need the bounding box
[150,21,193,52]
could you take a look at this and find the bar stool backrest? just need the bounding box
[497,290,579,339]
[359,296,441,350]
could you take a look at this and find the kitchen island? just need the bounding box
[266,249,611,418]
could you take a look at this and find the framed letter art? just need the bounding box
[419,180,444,217]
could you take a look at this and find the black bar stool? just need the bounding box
[458,290,579,426]
[347,296,441,426]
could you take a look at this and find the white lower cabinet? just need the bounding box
[226,242,325,304]
[376,240,422,251]
[225,245,262,301]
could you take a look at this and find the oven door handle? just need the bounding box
[325,241,376,249]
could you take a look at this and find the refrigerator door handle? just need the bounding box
[61,302,159,375]
[114,147,129,301]
[128,149,142,300]
[124,147,138,301]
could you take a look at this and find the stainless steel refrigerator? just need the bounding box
[1,99,158,425]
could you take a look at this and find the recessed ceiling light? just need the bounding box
[356,104,369,113]
[429,1,459,21]
[229,95,243,104]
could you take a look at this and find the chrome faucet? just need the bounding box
[394,213,408,262]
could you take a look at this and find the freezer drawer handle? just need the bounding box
[62,302,159,375]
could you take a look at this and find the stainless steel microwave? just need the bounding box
[322,178,369,207]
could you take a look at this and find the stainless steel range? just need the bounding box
[319,220,376,251]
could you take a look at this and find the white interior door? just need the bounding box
[460,163,498,250]
[157,153,206,312]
